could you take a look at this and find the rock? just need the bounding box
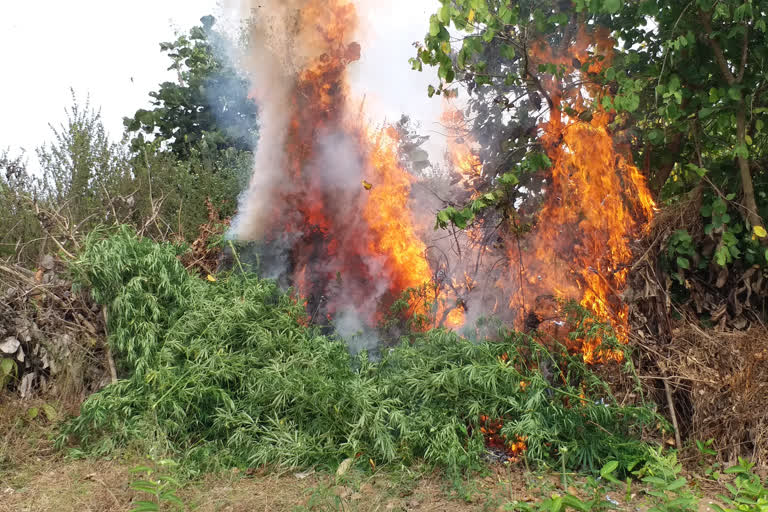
[16,345,24,363]
[0,337,20,354]
[294,468,315,479]
[41,254,55,271]
[337,457,354,476]
[19,373,34,399]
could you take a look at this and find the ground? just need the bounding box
[0,400,726,512]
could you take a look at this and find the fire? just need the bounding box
[239,1,651,362]
[479,415,527,462]
[442,106,483,198]
[363,127,432,296]
[507,27,655,362]
[241,0,460,329]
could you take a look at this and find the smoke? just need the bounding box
[226,1,298,240]
[222,0,437,348]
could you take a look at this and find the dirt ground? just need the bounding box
[0,399,537,512]
[0,399,725,512]
[0,457,541,512]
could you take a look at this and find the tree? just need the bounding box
[124,15,258,159]
[0,150,42,262]
[604,1,767,229]
[414,0,768,264]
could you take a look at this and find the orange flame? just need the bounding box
[257,0,457,327]
[442,106,483,198]
[507,27,655,362]
[363,127,432,295]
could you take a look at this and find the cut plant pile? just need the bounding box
[0,256,109,403]
[627,196,768,465]
[58,228,656,475]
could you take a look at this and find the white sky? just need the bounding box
[1,0,222,164]
[0,0,442,168]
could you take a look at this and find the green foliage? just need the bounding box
[634,448,697,512]
[37,90,132,223]
[0,150,44,262]
[666,230,697,284]
[510,452,768,512]
[2,89,251,265]
[508,461,622,511]
[58,230,656,477]
[416,0,768,281]
[128,459,185,512]
[0,358,17,390]
[714,458,768,512]
[124,16,258,159]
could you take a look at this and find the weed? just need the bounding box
[128,459,185,511]
[635,448,697,512]
[58,229,656,477]
[696,439,722,482]
[713,458,768,512]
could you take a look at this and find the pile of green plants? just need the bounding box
[58,228,657,476]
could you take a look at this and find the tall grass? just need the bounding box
[58,227,655,475]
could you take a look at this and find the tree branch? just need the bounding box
[699,10,736,85]
[736,23,749,83]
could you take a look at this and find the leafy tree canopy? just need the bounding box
[124,15,258,159]
[414,0,768,267]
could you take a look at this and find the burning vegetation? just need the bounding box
[5,0,768,498]
[233,0,655,369]
[235,0,447,335]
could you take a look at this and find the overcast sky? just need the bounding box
[0,0,441,168]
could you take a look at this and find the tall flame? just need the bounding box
[236,2,653,362]
[508,28,655,362]
[237,0,440,327]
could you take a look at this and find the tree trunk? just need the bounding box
[736,107,764,232]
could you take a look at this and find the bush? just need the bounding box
[59,228,656,476]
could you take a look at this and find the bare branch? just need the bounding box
[699,9,737,85]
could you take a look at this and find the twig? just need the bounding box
[85,474,121,508]
[663,375,683,450]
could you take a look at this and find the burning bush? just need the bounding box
[58,229,656,475]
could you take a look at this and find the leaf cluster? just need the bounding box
[124,16,258,159]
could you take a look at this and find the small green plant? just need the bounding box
[636,448,697,512]
[1,358,17,390]
[507,493,593,512]
[128,459,185,512]
[695,439,721,481]
[712,458,768,512]
[508,461,622,512]
[666,229,697,284]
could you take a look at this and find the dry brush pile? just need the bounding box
[626,193,768,465]
[0,255,111,405]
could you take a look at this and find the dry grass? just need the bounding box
[0,453,533,512]
[0,399,532,512]
[661,326,768,465]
